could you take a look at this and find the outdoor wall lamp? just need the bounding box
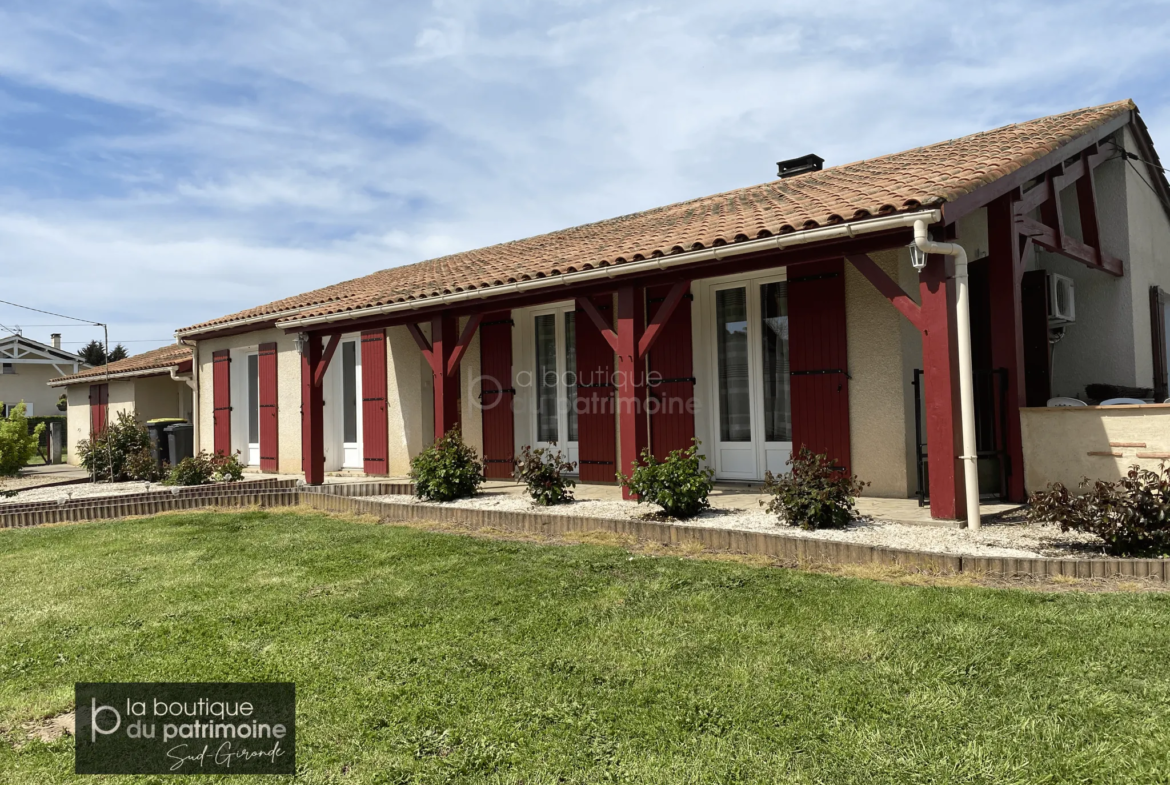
[909,240,928,271]
[293,333,309,356]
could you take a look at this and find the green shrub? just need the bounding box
[0,402,45,477]
[410,429,484,502]
[77,410,158,482]
[1028,464,1170,556]
[164,451,246,486]
[514,444,576,506]
[619,440,714,519]
[761,448,868,530]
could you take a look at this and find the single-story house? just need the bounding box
[0,333,85,417]
[49,344,195,465]
[174,100,1170,522]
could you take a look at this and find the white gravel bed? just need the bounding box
[1,480,160,505]
[367,492,1108,560]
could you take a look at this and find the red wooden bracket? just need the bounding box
[637,281,690,359]
[1016,215,1122,276]
[575,296,619,353]
[313,334,341,388]
[407,323,441,376]
[845,254,924,332]
[446,313,482,377]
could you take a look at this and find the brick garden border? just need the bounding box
[3,484,1167,582]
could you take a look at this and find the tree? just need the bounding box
[77,341,130,365]
[0,402,45,477]
[78,340,105,366]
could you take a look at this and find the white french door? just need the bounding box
[531,305,579,470]
[703,272,792,480]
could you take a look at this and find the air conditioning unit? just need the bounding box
[1047,273,1075,324]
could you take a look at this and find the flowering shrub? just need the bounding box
[164,451,246,486]
[1028,464,1170,556]
[760,448,868,530]
[619,440,715,519]
[410,429,484,502]
[514,445,576,506]
[77,411,157,482]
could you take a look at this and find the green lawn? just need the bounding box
[2,511,1169,784]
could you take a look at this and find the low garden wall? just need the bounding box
[1020,403,1170,492]
[3,482,1167,583]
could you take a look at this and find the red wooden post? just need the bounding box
[431,313,460,440]
[616,285,647,497]
[301,334,325,485]
[987,195,1027,502]
[919,253,967,521]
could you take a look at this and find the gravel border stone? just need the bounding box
[368,491,1106,560]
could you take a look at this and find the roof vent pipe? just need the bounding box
[912,220,980,531]
[776,154,824,179]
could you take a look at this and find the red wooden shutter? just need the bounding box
[212,349,232,456]
[646,285,695,460]
[479,312,515,479]
[788,259,851,473]
[89,383,108,438]
[576,296,617,482]
[258,342,279,472]
[361,329,389,475]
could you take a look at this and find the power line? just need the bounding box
[0,299,104,326]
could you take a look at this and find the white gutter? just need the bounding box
[913,220,980,530]
[48,366,184,387]
[279,209,943,329]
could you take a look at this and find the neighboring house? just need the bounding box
[174,100,1170,522]
[48,344,195,466]
[0,333,85,417]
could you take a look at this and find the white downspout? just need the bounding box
[913,220,980,530]
[179,338,200,454]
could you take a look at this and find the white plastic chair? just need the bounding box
[1047,397,1087,407]
[1100,397,1146,406]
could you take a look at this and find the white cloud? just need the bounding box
[0,0,1167,351]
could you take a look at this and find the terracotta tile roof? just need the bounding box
[49,343,192,386]
[178,100,1135,335]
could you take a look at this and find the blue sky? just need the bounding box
[1,0,1168,353]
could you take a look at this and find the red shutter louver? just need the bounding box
[576,296,617,482]
[479,312,515,479]
[360,329,389,475]
[212,349,232,456]
[89,383,108,439]
[258,342,279,472]
[788,259,851,473]
[646,285,695,460]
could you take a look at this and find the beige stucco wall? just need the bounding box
[64,385,90,466]
[386,325,432,477]
[133,375,186,423]
[845,248,914,497]
[62,379,133,466]
[1,363,65,417]
[1020,404,1170,491]
[195,328,303,472]
[1035,126,1170,399]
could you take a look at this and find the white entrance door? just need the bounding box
[704,273,793,480]
[531,306,579,470]
[339,339,363,469]
[246,353,260,466]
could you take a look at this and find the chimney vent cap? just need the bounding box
[777,154,824,179]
